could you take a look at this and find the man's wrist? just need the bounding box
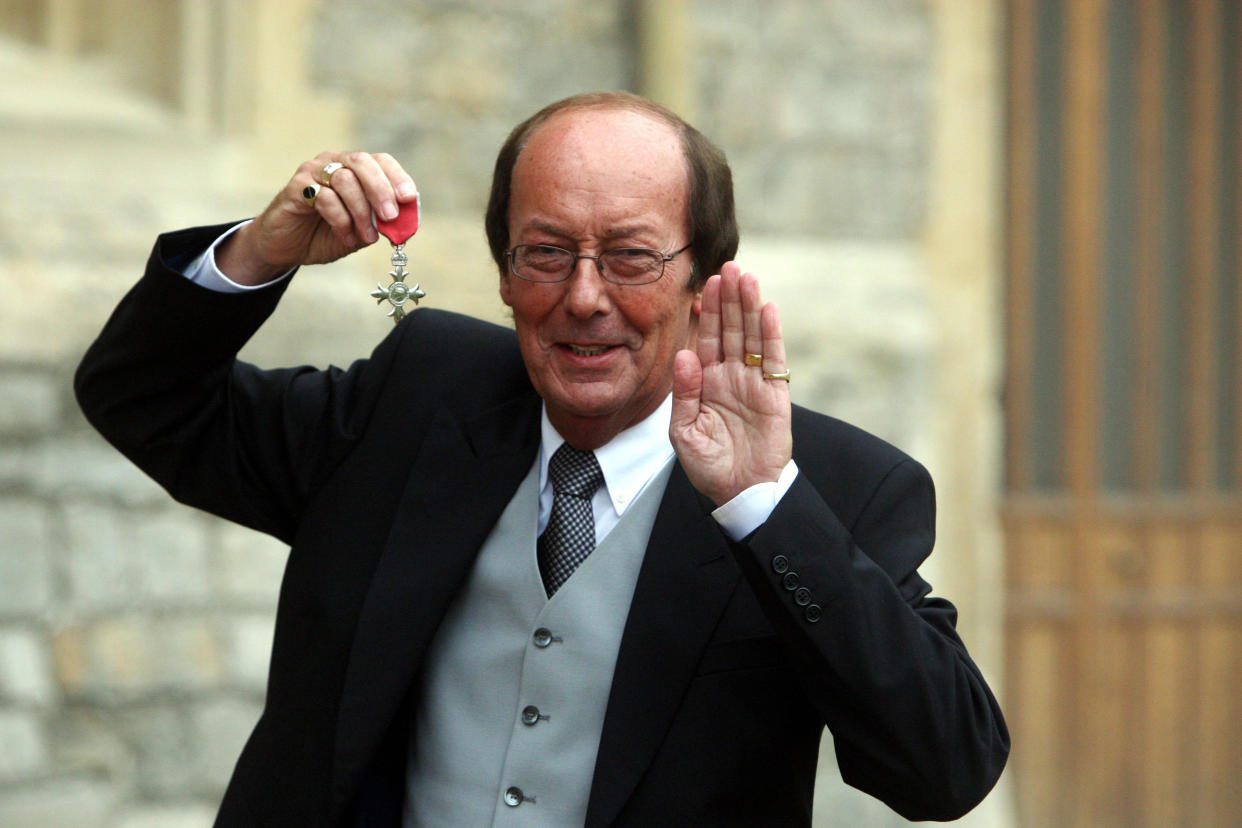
[215,221,288,286]
[711,460,799,541]
[184,221,294,293]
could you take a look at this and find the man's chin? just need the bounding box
[541,384,634,427]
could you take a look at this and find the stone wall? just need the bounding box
[0,2,1005,825]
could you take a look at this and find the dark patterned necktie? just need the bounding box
[538,444,605,597]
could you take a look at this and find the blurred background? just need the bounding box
[0,0,1236,826]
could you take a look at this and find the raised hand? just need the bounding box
[670,263,793,506]
[216,151,418,286]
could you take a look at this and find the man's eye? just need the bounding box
[522,246,567,269]
[605,249,660,276]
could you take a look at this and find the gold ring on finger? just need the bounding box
[302,183,321,205]
[321,161,344,186]
[762,369,791,382]
[744,353,764,367]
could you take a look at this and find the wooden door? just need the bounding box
[1004,0,1242,825]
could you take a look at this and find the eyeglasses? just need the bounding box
[506,242,693,286]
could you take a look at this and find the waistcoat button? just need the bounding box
[504,786,525,807]
[522,705,542,726]
[533,628,554,648]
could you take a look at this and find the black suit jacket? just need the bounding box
[76,224,1008,826]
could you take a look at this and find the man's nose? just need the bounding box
[561,256,612,318]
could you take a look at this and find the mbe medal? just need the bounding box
[371,194,425,323]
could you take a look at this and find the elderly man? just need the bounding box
[76,92,1007,826]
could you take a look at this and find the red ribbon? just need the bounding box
[376,194,420,246]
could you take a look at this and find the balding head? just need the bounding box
[485,91,738,291]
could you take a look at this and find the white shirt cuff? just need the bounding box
[184,220,294,292]
[711,459,800,541]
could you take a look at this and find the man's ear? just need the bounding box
[499,269,513,307]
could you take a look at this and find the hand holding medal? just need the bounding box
[370,194,425,323]
[217,153,428,304]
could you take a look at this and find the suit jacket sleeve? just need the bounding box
[728,416,1009,821]
[74,222,412,544]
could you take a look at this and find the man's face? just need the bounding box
[501,108,699,446]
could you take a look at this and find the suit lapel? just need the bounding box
[585,462,741,827]
[330,392,541,817]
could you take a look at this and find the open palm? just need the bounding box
[671,265,792,506]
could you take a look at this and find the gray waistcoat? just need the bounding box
[404,456,674,827]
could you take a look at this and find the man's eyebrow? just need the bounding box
[599,226,655,241]
[521,220,658,242]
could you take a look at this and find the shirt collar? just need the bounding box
[539,395,675,518]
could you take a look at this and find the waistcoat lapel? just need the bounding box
[584,462,741,827]
[330,392,541,819]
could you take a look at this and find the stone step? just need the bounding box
[0,34,262,196]
[0,34,169,130]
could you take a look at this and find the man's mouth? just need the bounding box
[565,344,613,357]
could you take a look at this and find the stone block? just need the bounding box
[27,436,167,504]
[0,371,62,435]
[221,614,274,691]
[824,0,930,57]
[63,503,211,611]
[133,510,211,604]
[214,523,288,607]
[45,706,132,778]
[0,500,52,614]
[82,618,154,699]
[0,774,116,828]
[0,445,26,491]
[190,696,261,791]
[114,804,216,828]
[63,501,133,612]
[0,708,47,778]
[50,625,88,698]
[0,626,56,706]
[149,617,224,691]
[114,702,196,797]
[54,615,223,702]
[52,615,224,705]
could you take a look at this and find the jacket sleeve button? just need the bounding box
[805,603,823,623]
[771,554,790,574]
[781,571,800,591]
[794,587,812,607]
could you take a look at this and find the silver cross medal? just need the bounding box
[371,193,425,322]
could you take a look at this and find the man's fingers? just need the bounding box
[309,185,360,249]
[316,151,411,245]
[718,263,745,362]
[740,272,763,360]
[320,166,378,245]
[375,152,419,203]
[760,302,787,378]
[339,150,401,223]
[696,274,722,366]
